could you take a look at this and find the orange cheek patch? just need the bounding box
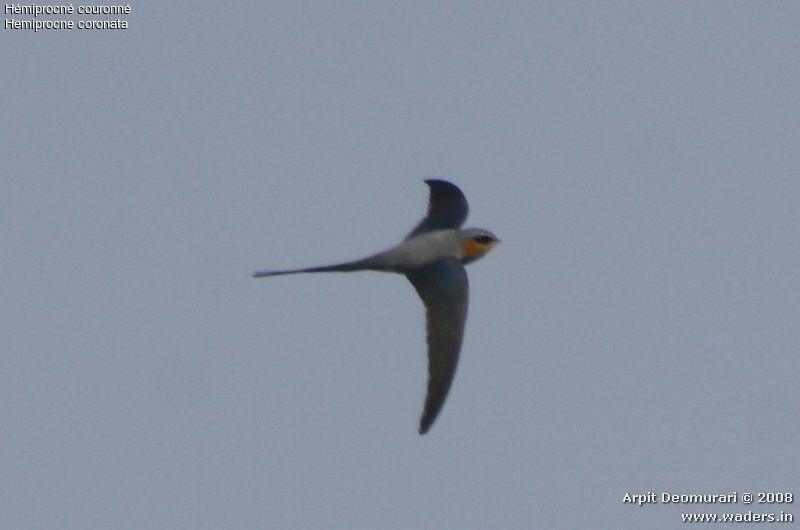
[462,239,483,257]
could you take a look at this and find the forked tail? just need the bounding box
[252,256,385,278]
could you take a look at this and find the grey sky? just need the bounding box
[2,2,798,528]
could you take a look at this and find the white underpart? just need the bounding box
[374,229,463,271]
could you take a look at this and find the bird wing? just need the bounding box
[406,180,469,238]
[406,258,469,434]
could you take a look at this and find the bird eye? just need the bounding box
[474,235,494,244]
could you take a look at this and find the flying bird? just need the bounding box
[253,180,499,434]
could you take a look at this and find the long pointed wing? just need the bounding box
[406,180,469,239]
[406,258,469,434]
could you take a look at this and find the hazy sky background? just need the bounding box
[3,2,798,528]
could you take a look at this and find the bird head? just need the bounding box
[459,228,500,264]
